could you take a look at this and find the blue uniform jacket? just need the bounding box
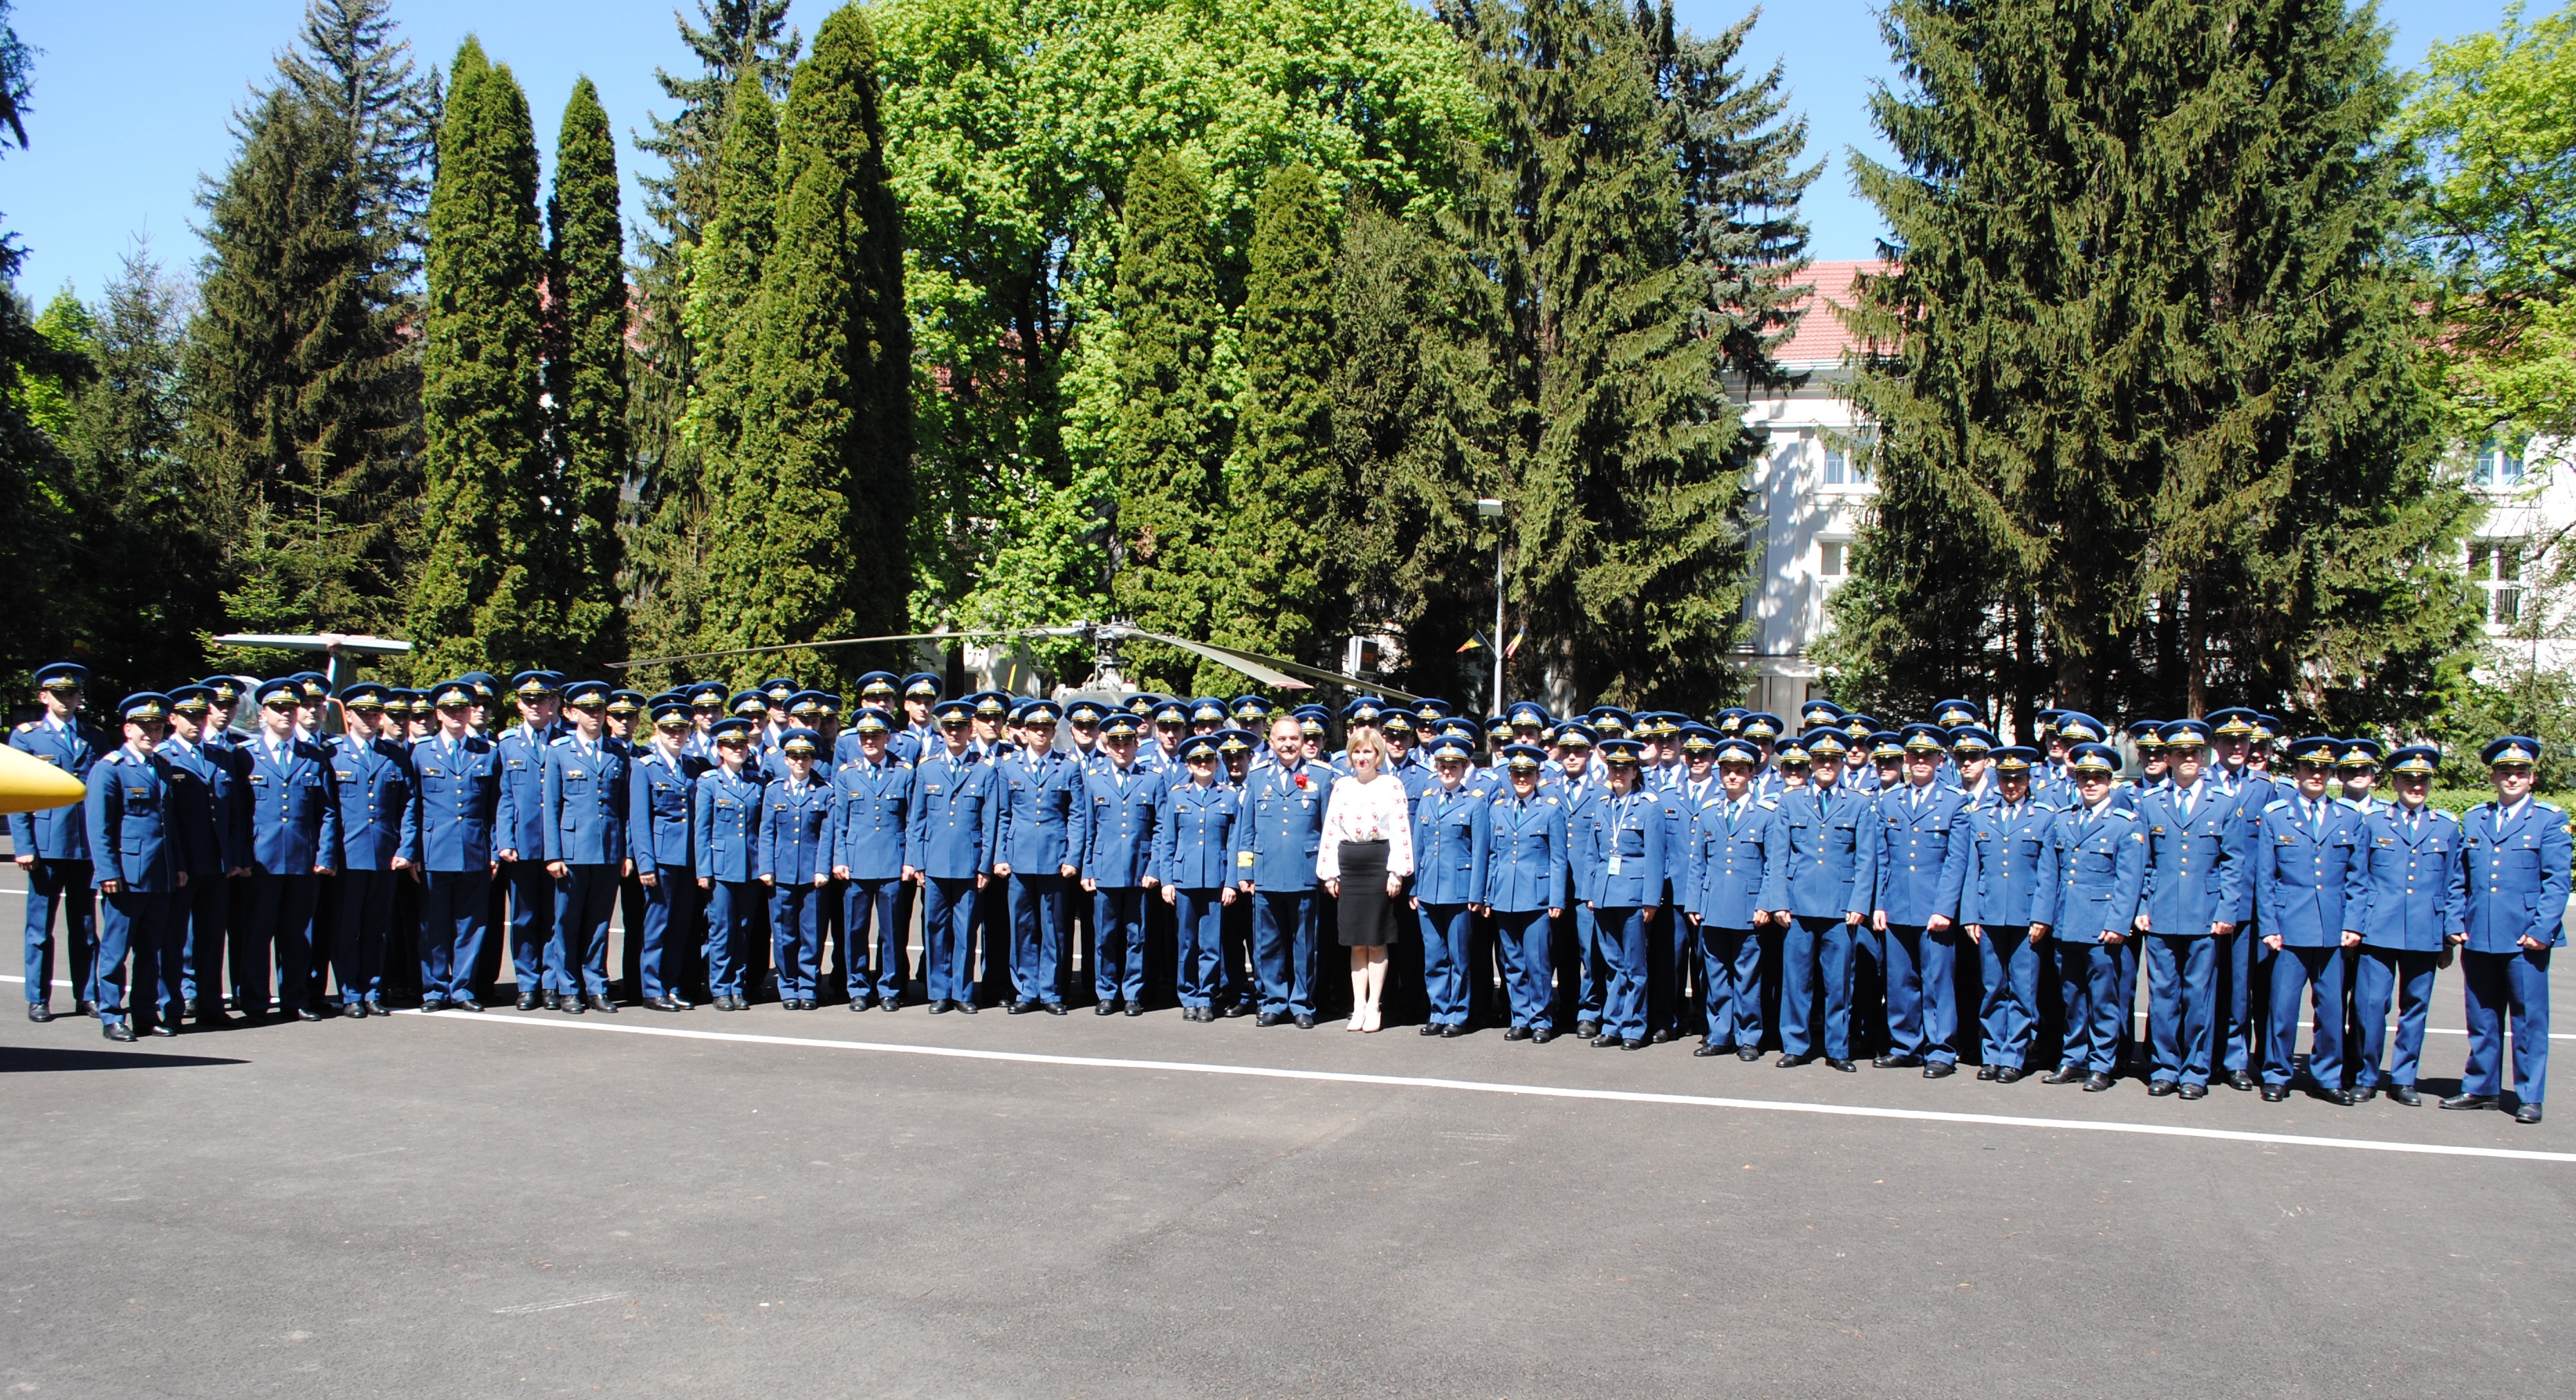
[2251,796,2369,948]
[1584,788,1666,909]
[1959,794,2058,930]
[1655,779,1716,895]
[331,736,413,872]
[1409,783,1489,906]
[1075,763,1163,887]
[1481,788,1570,914]
[829,756,914,881]
[693,767,766,883]
[1234,762,1328,892]
[1156,780,1239,888]
[2348,804,2467,952]
[907,751,999,880]
[1680,793,1788,927]
[2041,801,2148,941]
[540,739,629,866]
[1870,783,1972,926]
[491,722,559,859]
[245,734,341,874]
[1776,782,1875,920]
[2458,798,2573,953]
[158,739,234,877]
[84,748,198,891]
[628,747,706,870]
[2135,781,2247,935]
[995,749,1082,873]
[1562,783,1604,905]
[403,734,500,872]
[9,718,101,859]
[758,776,834,884]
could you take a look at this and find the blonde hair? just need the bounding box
[1344,727,1389,767]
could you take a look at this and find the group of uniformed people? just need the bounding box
[10,662,2560,1122]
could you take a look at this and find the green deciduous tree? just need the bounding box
[546,77,629,674]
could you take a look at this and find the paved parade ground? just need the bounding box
[4,866,2573,1397]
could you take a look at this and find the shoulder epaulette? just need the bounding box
[2537,800,2564,815]
[13,722,30,733]
[2104,807,2137,821]
[2335,796,2363,810]
[100,750,123,766]
[2264,798,2290,812]
[2432,808,2461,823]
[1757,798,1778,810]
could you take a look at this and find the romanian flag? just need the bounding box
[1504,627,1527,658]
[1458,631,1490,653]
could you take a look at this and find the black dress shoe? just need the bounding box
[929,999,953,1014]
[2147,1079,2179,1097]
[102,1021,136,1042]
[1827,1058,1857,1072]
[342,1002,367,1019]
[719,995,745,1011]
[2225,1070,2255,1092]
[2353,1085,2379,1103]
[2041,1064,2086,1085]
[1995,1066,2024,1083]
[516,993,541,1011]
[1122,1005,1142,1017]
[1292,1014,1317,1029]
[957,1000,980,1014]
[1650,1028,1678,1045]
[2441,1091,2500,1111]
[2178,1082,2207,1099]
[1440,1025,1467,1038]
[542,991,560,1010]
[1532,1027,1559,1043]
[1923,1061,1956,1079]
[561,997,585,1014]
[1738,1047,1763,1062]
[295,1008,325,1023]
[453,998,483,1013]
[2313,1087,2356,1106]
[26,1003,51,1023]
[1692,1042,1725,1057]
[649,996,678,1011]
[1503,1026,1533,1042]
[1091,1000,1115,1016]
[1220,1001,1252,1018]
[419,999,447,1014]
[1876,1053,1922,1070]
[1044,1002,1066,1016]
[1975,1064,1999,1081]
[1622,1038,1648,1051]
[2260,1084,2289,1102]
[148,1023,178,1038]
[2389,1085,2421,1107]
[2082,1072,2115,1092]
[1007,999,1035,1014]
[76,1000,98,1018]
[1422,1024,1446,1037]
[1592,1034,1621,1048]
[1781,1054,1815,1068]
[1575,1021,1601,1041]
[2514,1103,2544,1124]
[1256,1011,1285,1027]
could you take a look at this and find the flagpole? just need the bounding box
[1478,498,1505,715]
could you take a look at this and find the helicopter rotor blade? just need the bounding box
[1116,629,1429,704]
[607,626,1084,672]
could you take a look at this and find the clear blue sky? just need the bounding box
[0,0,2522,304]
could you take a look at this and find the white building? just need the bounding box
[2462,435,2576,677]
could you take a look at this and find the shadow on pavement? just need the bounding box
[1,1045,250,1072]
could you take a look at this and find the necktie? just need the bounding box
[2181,787,2194,821]
[2310,801,2324,839]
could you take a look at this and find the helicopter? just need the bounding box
[608,619,1432,707]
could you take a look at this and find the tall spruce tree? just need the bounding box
[1831,0,2473,729]
[411,39,550,678]
[187,88,414,643]
[1444,0,1759,708]
[546,77,629,673]
[1215,162,1338,669]
[275,0,440,292]
[1105,149,1232,694]
[704,4,912,688]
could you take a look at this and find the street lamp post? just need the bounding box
[1477,498,1505,715]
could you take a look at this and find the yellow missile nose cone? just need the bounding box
[0,744,88,816]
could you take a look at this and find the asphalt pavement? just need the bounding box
[3,863,2573,1397]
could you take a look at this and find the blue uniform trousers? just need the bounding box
[238,872,319,1015]
[1554,906,1604,1028]
[178,872,230,1009]
[635,864,697,1001]
[703,879,757,999]
[1884,924,1959,1064]
[333,869,395,1007]
[1008,873,1068,1007]
[96,888,176,1027]
[1595,906,1649,1041]
[768,880,823,1002]
[2352,948,2440,1090]
[920,877,981,1006]
[2057,939,2126,1074]
[1848,924,1889,1055]
[1221,896,1254,1010]
[1172,888,1226,1009]
[418,870,489,1005]
[2115,936,2144,1067]
[2219,931,2275,1076]
[549,865,618,1000]
[2461,947,2550,1106]
[1091,886,1148,1007]
[1493,908,1555,1032]
[1696,923,1766,1050]
[1249,890,1318,1019]
[1781,916,1855,1060]
[842,877,903,1004]
[1647,890,1689,1036]
[498,859,553,997]
[1416,902,1475,1027]
[1972,926,2040,1070]
[21,858,95,1007]
[2145,934,2218,1085]
[2264,944,2348,1089]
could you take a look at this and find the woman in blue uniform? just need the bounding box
[694,720,766,1011]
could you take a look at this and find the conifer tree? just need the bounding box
[1105,148,1232,694]
[1214,162,1338,668]
[274,0,440,292]
[411,39,549,678]
[546,77,629,673]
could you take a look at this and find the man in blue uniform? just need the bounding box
[1076,712,1161,1016]
[2251,736,2366,1103]
[327,684,412,1017]
[239,678,341,1022]
[994,701,1079,1014]
[185,675,253,1020]
[2040,742,2148,1091]
[629,700,705,1011]
[2206,706,2279,1087]
[1409,736,1488,1036]
[13,662,102,1020]
[1957,745,2053,1081]
[759,727,834,1009]
[1158,734,1240,1020]
[160,686,246,1027]
[1869,725,1972,1076]
[694,720,766,1011]
[404,680,500,1011]
[492,671,564,1009]
[1483,744,1569,1042]
[1773,729,1872,1071]
[84,693,201,1040]
[831,707,915,1011]
[909,698,999,1014]
[2344,745,2463,1106]
[541,682,629,1015]
[2443,736,2568,1124]
[1680,737,1788,1059]
[2132,720,2245,1097]
[1236,713,1329,1027]
[1580,739,1665,1050]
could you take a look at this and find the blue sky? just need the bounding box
[0,0,2522,304]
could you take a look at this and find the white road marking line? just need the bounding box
[396,1008,2576,1164]
[491,1292,622,1315]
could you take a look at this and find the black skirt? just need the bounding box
[1336,839,1397,947]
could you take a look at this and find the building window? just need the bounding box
[2472,438,2526,487]
[1818,541,1846,577]
[2472,539,2527,625]
[1823,432,1875,487]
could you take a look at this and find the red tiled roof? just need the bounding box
[1774,259,1891,368]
